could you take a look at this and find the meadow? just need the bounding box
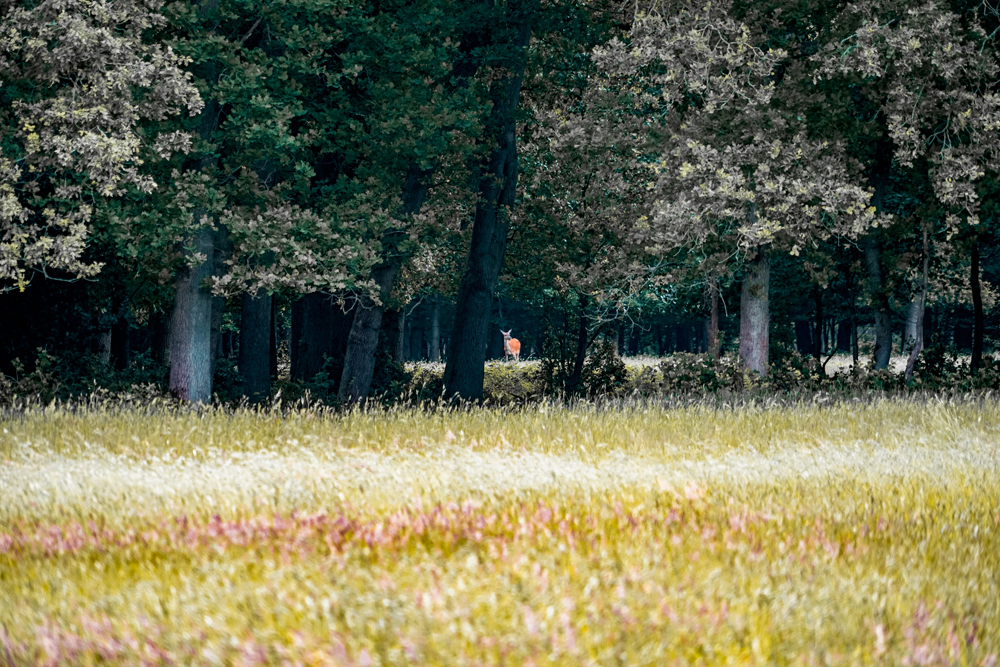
[1,397,998,665]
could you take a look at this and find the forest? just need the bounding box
[2,0,1000,404]
[5,2,1000,662]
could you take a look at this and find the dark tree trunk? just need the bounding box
[852,320,859,363]
[864,138,894,369]
[150,312,167,364]
[905,226,930,383]
[954,310,973,349]
[291,292,335,381]
[971,234,984,373]
[410,326,424,361]
[269,298,278,380]
[836,318,852,354]
[617,321,625,355]
[794,320,814,356]
[210,224,230,372]
[677,325,691,353]
[430,299,441,362]
[864,235,893,369]
[169,224,215,402]
[169,37,222,402]
[240,291,272,403]
[327,302,355,391]
[210,294,225,374]
[739,247,770,375]
[111,316,129,370]
[382,309,403,362]
[443,1,536,400]
[334,6,490,402]
[565,294,589,395]
[401,310,411,361]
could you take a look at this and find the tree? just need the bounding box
[812,0,1000,369]
[442,0,539,400]
[597,1,872,374]
[0,0,201,291]
[509,56,656,392]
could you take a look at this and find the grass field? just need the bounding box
[1,397,998,665]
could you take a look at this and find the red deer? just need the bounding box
[501,329,521,362]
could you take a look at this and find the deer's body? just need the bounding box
[501,330,521,362]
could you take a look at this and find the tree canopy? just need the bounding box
[2,0,1000,402]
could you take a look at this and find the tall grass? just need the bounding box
[1,397,998,664]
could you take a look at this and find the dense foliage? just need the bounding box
[2,0,1000,403]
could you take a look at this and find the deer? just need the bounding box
[501,329,521,363]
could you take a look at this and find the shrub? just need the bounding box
[580,340,629,398]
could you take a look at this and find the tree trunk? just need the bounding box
[334,4,491,402]
[169,57,222,400]
[629,323,641,355]
[111,316,129,370]
[442,1,536,401]
[210,222,230,372]
[396,309,406,362]
[905,225,930,383]
[337,163,432,403]
[291,293,335,381]
[864,138,894,369]
[565,294,589,395]
[971,233,984,374]
[382,309,403,362]
[864,235,893,369]
[210,293,225,375]
[814,287,824,362]
[410,326,424,362]
[338,260,405,403]
[794,320,814,356]
[707,274,720,359]
[903,300,921,354]
[676,325,691,353]
[430,299,441,362]
[269,298,278,380]
[401,309,411,361]
[240,291,271,403]
[836,318,851,354]
[169,224,215,402]
[97,330,112,366]
[849,297,859,364]
[739,247,770,375]
[150,311,167,364]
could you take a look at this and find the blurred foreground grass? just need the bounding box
[1,397,998,665]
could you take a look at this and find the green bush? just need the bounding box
[1,348,170,405]
[483,361,545,405]
[580,340,629,397]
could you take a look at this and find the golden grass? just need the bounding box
[1,398,998,665]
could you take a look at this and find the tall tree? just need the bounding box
[443,0,539,400]
[598,1,872,374]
